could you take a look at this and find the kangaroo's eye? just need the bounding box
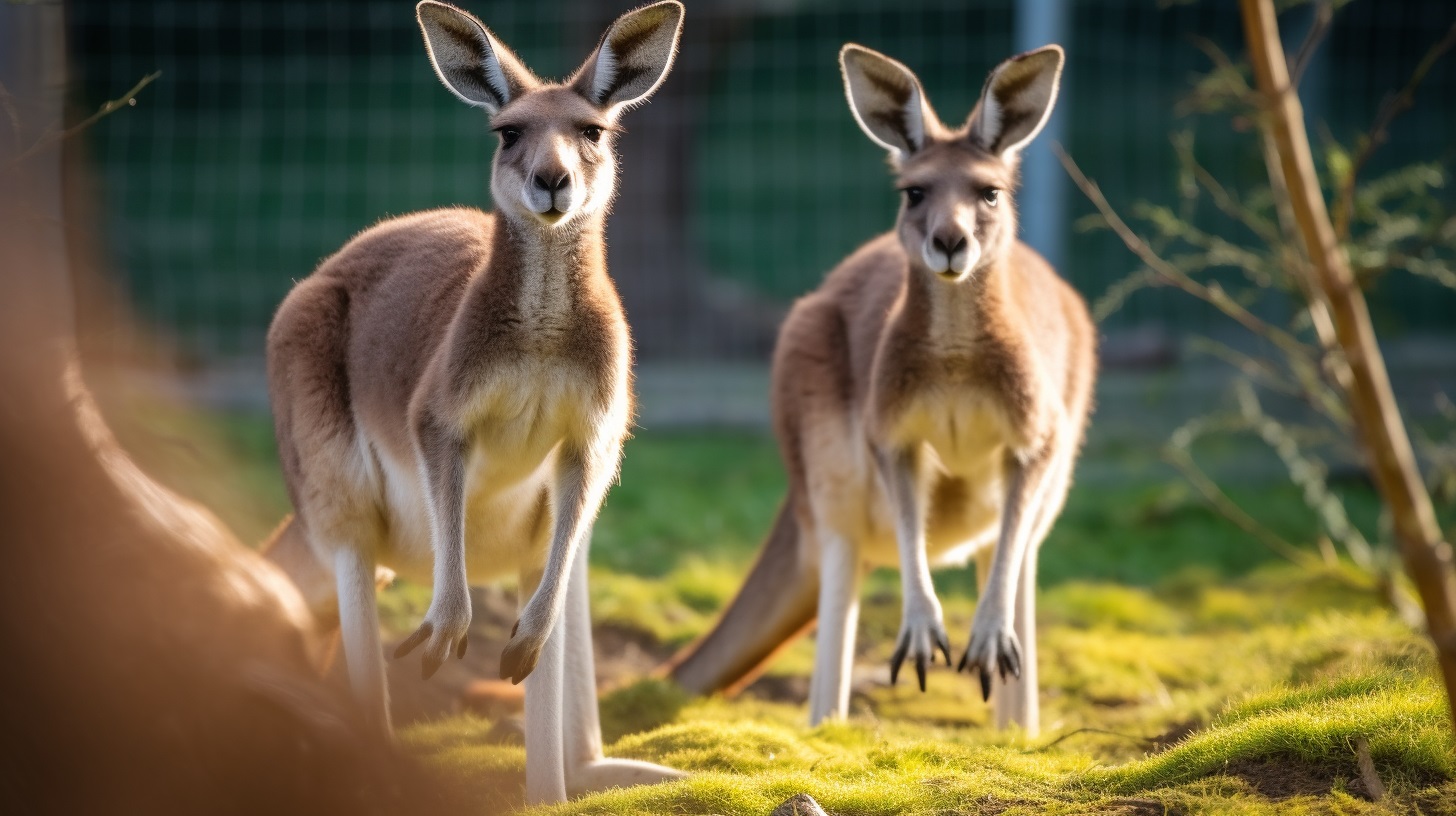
[582,125,603,143]
[498,128,521,149]
[981,187,1001,207]
[903,186,926,207]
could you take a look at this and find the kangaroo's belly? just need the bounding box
[375,361,620,585]
[822,392,1010,569]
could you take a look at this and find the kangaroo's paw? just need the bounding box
[393,591,471,680]
[890,603,953,692]
[958,607,1022,701]
[499,617,548,685]
[566,757,687,798]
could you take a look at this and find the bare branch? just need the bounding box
[1288,0,1334,88]
[1332,19,1456,241]
[5,71,161,170]
[1057,144,1319,370]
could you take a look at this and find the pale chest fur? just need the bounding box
[887,386,1017,476]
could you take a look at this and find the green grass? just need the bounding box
[123,406,1455,814]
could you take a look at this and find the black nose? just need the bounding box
[932,233,968,257]
[533,171,571,192]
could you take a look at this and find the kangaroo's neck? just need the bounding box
[503,211,608,289]
[901,258,1008,355]
[472,212,612,324]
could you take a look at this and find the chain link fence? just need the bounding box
[67,0,1456,366]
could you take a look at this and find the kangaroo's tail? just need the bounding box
[659,501,818,696]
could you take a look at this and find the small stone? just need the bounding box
[769,793,828,816]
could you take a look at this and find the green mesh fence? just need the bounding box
[67,0,1456,362]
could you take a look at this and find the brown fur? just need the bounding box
[0,211,465,816]
[667,44,1093,734]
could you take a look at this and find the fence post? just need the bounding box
[1014,0,1069,274]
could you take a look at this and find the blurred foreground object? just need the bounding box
[1240,0,1456,736]
[0,6,466,811]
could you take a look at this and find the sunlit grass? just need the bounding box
[135,412,1455,814]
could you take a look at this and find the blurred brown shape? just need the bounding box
[0,5,472,812]
[460,679,527,719]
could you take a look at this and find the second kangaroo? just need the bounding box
[666,44,1095,735]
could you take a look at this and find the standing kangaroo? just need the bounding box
[264,1,686,803]
[664,44,1094,735]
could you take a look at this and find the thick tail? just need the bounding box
[659,501,818,696]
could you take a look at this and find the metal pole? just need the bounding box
[1013,0,1070,273]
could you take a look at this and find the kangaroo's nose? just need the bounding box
[932,232,968,257]
[533,171,571,193]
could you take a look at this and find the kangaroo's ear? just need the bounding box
[571,1,684,115]
[840,44,939,159]
[966,45,1064,159]
[417,0,539,114]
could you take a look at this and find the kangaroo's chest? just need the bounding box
[890,387,1013,475]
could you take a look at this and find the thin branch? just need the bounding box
[1332,19,1456,241]
[5,71,161,169]
[1177,138,1282,247]
[1165,442,1325,571]
[1057,144,1320,370]
[1186,336,1302,399]
[1024,727,1153,754]
[1287,0,1334,88]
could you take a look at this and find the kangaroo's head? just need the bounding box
[840,44,1063,283]
[417,1,683,230]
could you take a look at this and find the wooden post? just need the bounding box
[1239,0,1456,733]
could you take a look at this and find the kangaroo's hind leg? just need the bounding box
[563,526,686,796]
[520,566,568,805]
[807,523,864,725]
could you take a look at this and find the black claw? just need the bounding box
[937,633,952,667]
[979,668,991,702]
[957,650,969,673]
[422,652,442,681]
[915,653,927,693]
[393,622,432,660]
[889,637,908,686]
[456,633,469,660]
[510,619,519,638]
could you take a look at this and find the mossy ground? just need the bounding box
[138,410,1456,814]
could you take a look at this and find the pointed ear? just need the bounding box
[966,45,1064,158]
[840,44,938,159]
[416,0,539,114]
[571,1,684,114]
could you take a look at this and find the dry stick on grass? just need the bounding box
[1239,0,1456,735]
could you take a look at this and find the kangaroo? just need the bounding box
[663,44,1094,736]
[263,1,686,803]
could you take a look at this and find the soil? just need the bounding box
[1222,757,1372,801]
